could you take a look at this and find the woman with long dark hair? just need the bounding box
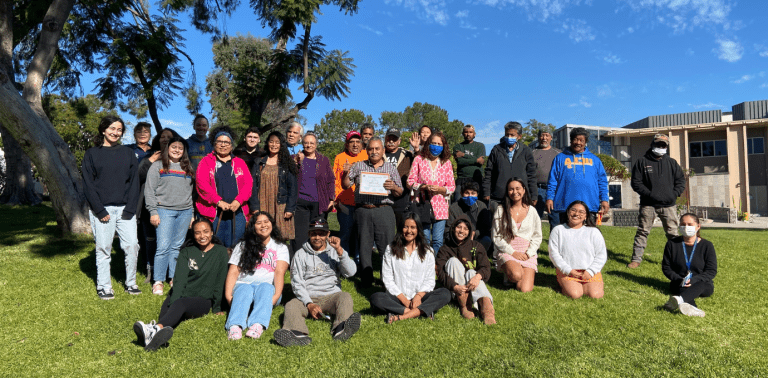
[492,178,542,292]
[549,200,607,299]
[661,213,717,317]
[82,116,141,299]
[133,218,229,351]
[407,131,455,253]
[195,126,252,248]
[369,213,451,323]
[249,131,299,242]
[224,212,290,340]
[145,136,196,295]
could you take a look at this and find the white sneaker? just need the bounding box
[679,303,706,317]
[133,320,158,347]
[663,296,681,311]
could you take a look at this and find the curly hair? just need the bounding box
[498,177,533,241]
[265,131,299,176]
[390,212,430,261]
[237,212,286,273]
[161,136,195,179]
[208,125,237,147]
[419,130,451,162]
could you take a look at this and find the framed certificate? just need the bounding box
[359,172,390,196]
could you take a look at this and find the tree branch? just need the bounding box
[0,0,13,78]
[302,24,310,93]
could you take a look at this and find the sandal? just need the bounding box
[386,313,400,324]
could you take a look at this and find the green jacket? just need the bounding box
[453,140,486,180]
[168,244,229,313]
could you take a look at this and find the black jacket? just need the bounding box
[482,139,537,202]
[630,149,685,208]
[248,157,298,214]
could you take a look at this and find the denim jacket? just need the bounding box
[248,156,298,214]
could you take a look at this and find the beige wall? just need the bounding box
[688,174,730,207]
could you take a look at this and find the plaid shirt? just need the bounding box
[347,159,403,206]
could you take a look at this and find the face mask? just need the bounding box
[652,147,667,156]
[429,144,444,156]
[461,196,478,206]
[506,137,517,147]
[680,225,697,237]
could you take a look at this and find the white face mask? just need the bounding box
[680,225,697,237]
[652,147,667,156]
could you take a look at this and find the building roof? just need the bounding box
[605,118,768,137]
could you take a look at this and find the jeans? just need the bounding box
[423,220,446,254]
[225,282,276,330]
[89,206,139,290]
[337,203,356,259]
[213,210,246,249]
[154,208,194,282]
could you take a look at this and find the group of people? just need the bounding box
[80,115,717,351]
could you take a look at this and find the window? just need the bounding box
[748,137,765,155]
[690,140,727,158]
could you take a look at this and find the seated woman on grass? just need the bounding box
[661,213,717,317]
[133,218,229,351]
[370,213,451,324]
[224,211,290,340]
[492,178,542,292]
[436,215,496,325]
[549,200,606,299]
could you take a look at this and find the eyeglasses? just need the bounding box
[569,209,587,215]
[215,141,231,146]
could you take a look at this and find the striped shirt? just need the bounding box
[347,159,403,206]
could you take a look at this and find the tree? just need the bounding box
[165,0,358,133]
[314,108,374,158]
[379,102,463,149]
[596,153,630,181]
[523,119,557,146]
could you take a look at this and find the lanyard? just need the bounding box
[681,239,698,271]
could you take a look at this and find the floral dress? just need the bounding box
[407,155,456,221]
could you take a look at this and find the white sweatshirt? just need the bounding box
[548,224,607,276]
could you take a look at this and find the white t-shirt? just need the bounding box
[228,239,290,284]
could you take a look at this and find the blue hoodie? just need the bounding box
[546,147,609,213]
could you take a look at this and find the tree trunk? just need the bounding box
[0,124,41,205]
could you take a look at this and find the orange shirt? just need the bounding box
[333,150,368,206]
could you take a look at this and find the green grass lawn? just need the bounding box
[1,204,766,377]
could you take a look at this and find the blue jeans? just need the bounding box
[337,203,356,259]
[89,206,139,290]
[423,220,446,254]
[225,282,276,330]
[154,208,194,282]
[213,210,246,249]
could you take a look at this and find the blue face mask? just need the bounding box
[429,144,444,156]
[461,195,478,206]
[506,137,517,147]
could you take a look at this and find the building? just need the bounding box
[606,100,768,221]
[551,124,614,156]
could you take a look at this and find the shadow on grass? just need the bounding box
[607,248,630,265]
[78,238,131,288]
[606,270,668,293]
[0,204,58,248]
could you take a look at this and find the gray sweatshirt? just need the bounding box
[144,161,194,216]
[291,241,357,305]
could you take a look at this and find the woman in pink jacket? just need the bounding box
[196,126,253,248]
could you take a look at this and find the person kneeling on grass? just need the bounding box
[548,200,607,299]
[436,215,496,325]
[224,211,290,340]
[661,213,717,317]
[275,217,361,346]
[133,218,229,351]
[370,213,451,323]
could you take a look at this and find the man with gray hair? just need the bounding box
[286,122,304,155]
[532,127,560,227]
[482,121,537,211]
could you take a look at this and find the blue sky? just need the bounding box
[105,0,768,148]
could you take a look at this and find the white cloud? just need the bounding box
[358,24,383,36]
[475,0,588,22]
[455,10,469,18]
[688,102,724,109]
[160,119,184,128]
[558,18,595,43]
[713,38,743,62]
[627,26,634,33]
[756,44,768,57]
[732,74,753,84]
[597,84,614,98]
[621,0,732,32]
[599,52,624,64]
[385,0,449,25]
[570,97,592,108]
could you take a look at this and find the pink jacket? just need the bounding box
[195,153,253,220]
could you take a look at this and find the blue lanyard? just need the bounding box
[681,239,698,271]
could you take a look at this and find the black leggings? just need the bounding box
[670,280,714,308]
[369,288,451,318]
[158,296,212,328]
[292,198,320,253]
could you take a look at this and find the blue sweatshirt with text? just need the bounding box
[546,147,609,213]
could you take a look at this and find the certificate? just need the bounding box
[359,172,390,196]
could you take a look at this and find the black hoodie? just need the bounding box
[482,138,537,201]
[435,215,491,290]
[630,149,685,208]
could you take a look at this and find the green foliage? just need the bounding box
[379,102,463,149]
[42,94,118,170]
[314,109,375,158]
[596,153,630,181]
[2,204,768,376]
[523,119,557,146]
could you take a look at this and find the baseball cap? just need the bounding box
[386,128,400,138]
[653,134,669,145]
[308,217,330,233]
[346,130,362,142]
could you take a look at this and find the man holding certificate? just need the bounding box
[342,137,404,288]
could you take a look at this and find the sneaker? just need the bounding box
[97,288,115,300]
[274,329,312,347]
[627,262,641,269]
[245,324,264,339]
[663,296,681,311]
[152,282,164,295]
[145,326,174,351]
[125,285,142,295]
[228,326,243,340]
[134,320,156,347]
[679,303,706,317]
[332,312,361,341]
